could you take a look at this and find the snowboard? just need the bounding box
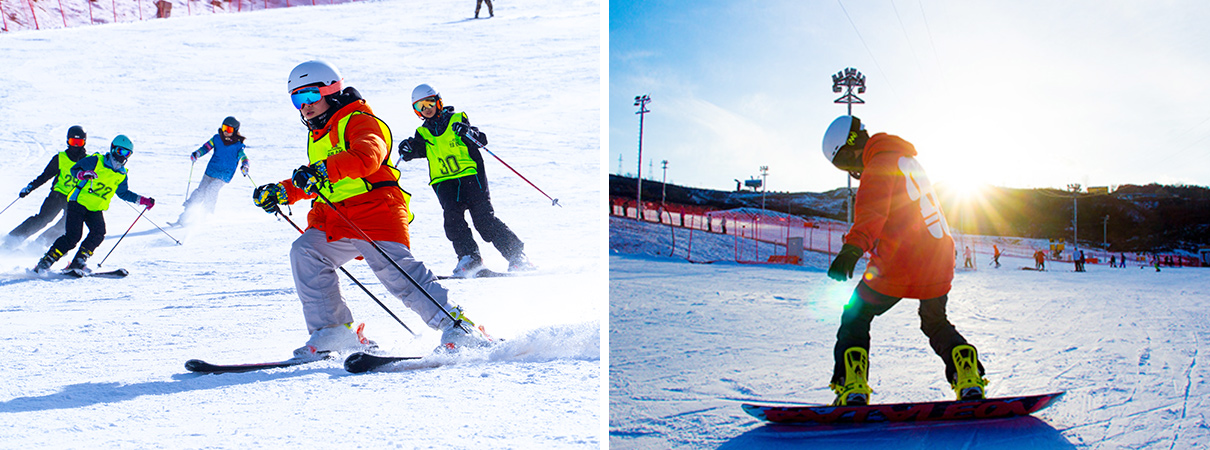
[742,391,1064,424]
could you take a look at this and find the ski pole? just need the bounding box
[273,207,417,336]
[310,188,481,335]
[461,134,561,207]
[0,197,19,217]
[121,200,182,245]
[98,206,148,267]
[185,160,195,201]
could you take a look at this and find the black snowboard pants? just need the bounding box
[9,190,67,239]
[831,281,977,385]
[433,175,524,261]
[50,201,106,260]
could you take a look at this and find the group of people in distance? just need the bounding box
[6,59,533,356]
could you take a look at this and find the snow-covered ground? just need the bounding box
[0,0,602,448]
[610,217,1210,449]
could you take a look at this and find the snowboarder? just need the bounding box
[1034,250,1046,270]
[1109,254,1116,268]
[397,83,534,278]
[177,116,249,226]
[963,246,974,269]
[820,115,988,406]
[992,244,1001,268]
[475,0,493,18]
[3,126,90,249]
[254,60,490,358]
[32,135,156,275]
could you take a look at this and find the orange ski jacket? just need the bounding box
[844,133,955,299]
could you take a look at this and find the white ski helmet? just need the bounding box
[287,60,343,94]
[410,84,442,118]
[822,115,865,167]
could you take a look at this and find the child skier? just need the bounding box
[33,135,155,275]
[820,115,988,406]
[4,126,90,249]
[397,84,534,277]
[177,116,249,226]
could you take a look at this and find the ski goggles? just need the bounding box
[290,82,342,109]
[221,124,235,134]
[412,96,438,113]
[110,144,133,159]
[67,137,85,147]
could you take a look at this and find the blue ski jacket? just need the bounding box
[195,134,248,183]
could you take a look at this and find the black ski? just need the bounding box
[344,352,423,373]
[63,268,129,278]
[185,353,331,374]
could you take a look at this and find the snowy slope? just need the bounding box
[610,218,1210,449]
[0,0,602,448]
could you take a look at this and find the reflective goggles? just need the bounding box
[67,137,85,147]
[221,124,235,134]
[412,96,438,113]
[290,82,341,109]
[111,145,133,159]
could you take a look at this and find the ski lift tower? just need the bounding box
[634,94,651,221]
[832,68,866,224]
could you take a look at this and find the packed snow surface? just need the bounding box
[610,217,1210,449]
[0,0,602,448]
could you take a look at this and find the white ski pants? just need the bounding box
[291,228,456,334]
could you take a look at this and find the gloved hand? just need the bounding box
[77,170,98,181]
[253,183,288,213]
[291,162,329,194]
[827,243,864,282]
[137,196,156,210]
[398,138,420,161]
[451,121,471,137]
[240,159,250,177]
[190,150,202,163]
[18,184,34,198]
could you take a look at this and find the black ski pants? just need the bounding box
[433,175,524,261]
[8,190,67,239]
[50,201,106,260]
[831,281,975,385]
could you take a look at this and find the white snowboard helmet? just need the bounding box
[822,115,866,173]
[287,60,343,94]
[411,84,442,118]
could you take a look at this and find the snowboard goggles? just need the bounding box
[221,124,235,134]
[412,96,438,113]
[67,137,85,147]
[290,82,342,109]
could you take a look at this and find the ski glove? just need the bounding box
[451,121,471,137]
[18,184,34,198]
[827,243,864,282]
[190,150,202,162]
[398,138,422,162]
[292,162,329,194]
[137,196,156,210]
[240,159,250,177]
[252,182,288,213]
[76,170,98,181]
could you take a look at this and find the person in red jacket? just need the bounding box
[820,115,987,406]
[252,60,491,359]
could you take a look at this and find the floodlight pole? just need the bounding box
[760,165,769,210]
[1068,183,1081,249]
[635,94,651,221]
[832,68,866,224]
[661,160,669,207]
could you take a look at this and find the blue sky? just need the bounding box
[609,0,1210,194]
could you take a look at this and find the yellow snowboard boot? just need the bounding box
[830,347,873,406]
[950,344,990,400]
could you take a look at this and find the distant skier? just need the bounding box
[3,126,90,249]
[1109,254,1116,268]
[1034,250,1046,271]
[32,135,155,275]
[992,244,1001,268]
[177,116,249,226]
[963,246,974,269]
[475,0,493,18]
[397,83,534,277]
[819,115,988,406]
[253,60,491,358]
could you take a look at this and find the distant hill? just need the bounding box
[609,174,1210,253]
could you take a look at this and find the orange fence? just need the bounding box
[1,0,356,32]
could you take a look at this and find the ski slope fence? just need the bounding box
[609,196,1205,269]
[0,0,356,32]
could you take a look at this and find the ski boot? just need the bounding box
[438,306,493,352]
[65,249,93,276]
[292,323,377,360]
[830,347,873,406]
[950,344,989,400]
[32,248,64,274]
[507,252,536,272]
[451,253,485,278]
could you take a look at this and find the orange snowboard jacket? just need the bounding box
[844,133,954,299]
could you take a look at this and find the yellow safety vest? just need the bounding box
[52,151,78,196]
[71,154,127,212]
[417,112,479,185]
[306,111,414,223]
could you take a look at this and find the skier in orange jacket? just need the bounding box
[820,115,987,406]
